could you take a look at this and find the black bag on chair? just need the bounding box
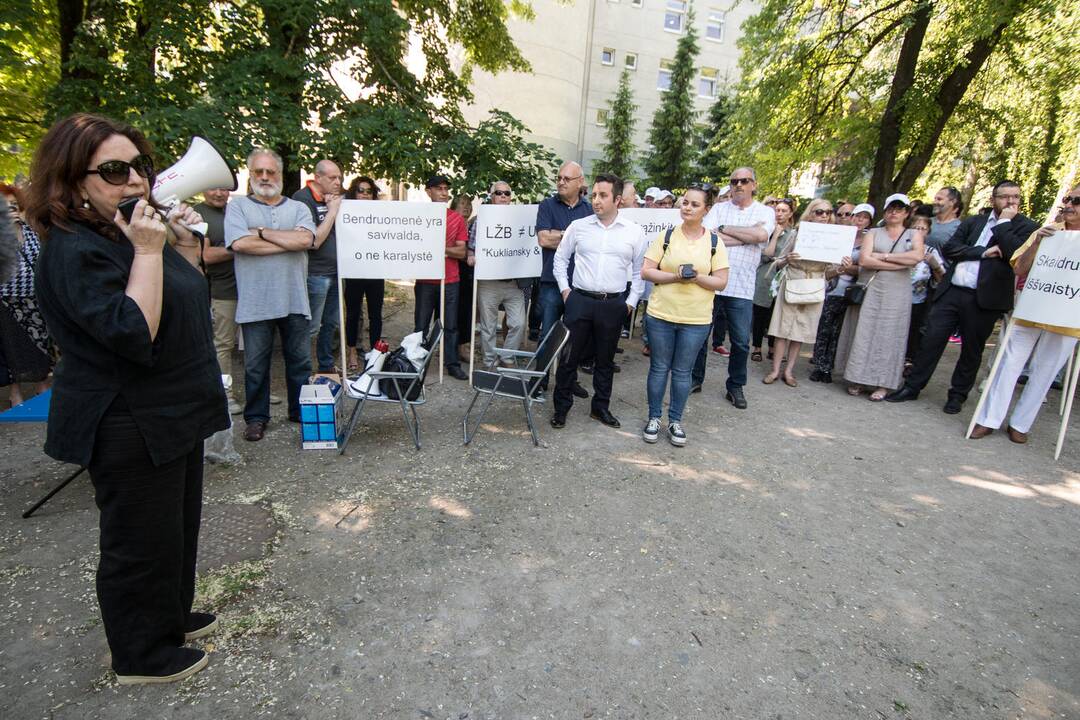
[379,348,422,400]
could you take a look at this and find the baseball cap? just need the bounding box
[883,193,910,208]
[644,186,661,199]
[852,203,875,218]
[425,175,451,189]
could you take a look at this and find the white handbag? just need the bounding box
[784,277,826,305]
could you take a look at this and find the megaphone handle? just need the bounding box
[160,199,207,237]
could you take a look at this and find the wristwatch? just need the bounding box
[718,224,726,234]
[257,227,266,240]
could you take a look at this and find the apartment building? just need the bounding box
[463,0,756,178]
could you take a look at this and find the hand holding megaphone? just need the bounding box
[162,202,205,242]
[151,135,237,237]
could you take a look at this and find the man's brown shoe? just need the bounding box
[969,424,993,439]
[244,420,267,442]
[1006,426,1028,444]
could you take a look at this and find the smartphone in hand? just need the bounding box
[118,197,139,223]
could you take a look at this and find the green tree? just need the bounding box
[0,0,59,178]
[595,69,637,180]
[694,91,735,184]
[3,0,557,195]
[643,10,700,190]
[724,0,1074,211]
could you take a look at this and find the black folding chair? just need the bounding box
[339,321,442,452]
[462,321,570,446]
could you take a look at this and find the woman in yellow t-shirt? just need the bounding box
[640,184,730,446]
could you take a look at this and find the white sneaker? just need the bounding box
[643,417,661,443]
[269,394,282,405]
[227,398,242,415]
[667,421,687,447]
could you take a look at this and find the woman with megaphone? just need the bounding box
[24,114,228,684]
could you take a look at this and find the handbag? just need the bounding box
[843,231,907,306]
[784,277,825,305]
[379,347,422,400]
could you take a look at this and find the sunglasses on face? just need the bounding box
[836,211,853,218]
[729,177,753,186]
[811,208,834,217]
[1061,195,1080,206]
[491,190,512,197]
[557,175,581,183]
[356,187,374,195]
[85,154,154,186]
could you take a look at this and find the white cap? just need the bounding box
[655,189,674,201]
[644,186,661,199]
[635,194,644,206]
[715,184,731,197]
[883,193,911,208]
[852,203,875,218]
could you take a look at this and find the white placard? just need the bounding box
[473,204,542,280]
[335,200,447,280]
[1013,230,1080,329]
[618,208,682,239]
[793,222,857,264]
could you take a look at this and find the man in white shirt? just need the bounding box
[694,167,775,409]
[551,174,646,429]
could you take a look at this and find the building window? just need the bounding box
[601,47,615,65]
[706,9,726,42]
[596,109,609,126]
[657,59,674,91]
[625,53,638,70]
[664,0,686,32]
[698,67,718,97]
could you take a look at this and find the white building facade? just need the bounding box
[463,0,757,179]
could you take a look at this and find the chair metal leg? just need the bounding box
[338,393,369,455]
[522,397,540,446]
[462,389,482,444]
[410,404,421,449]
[22,466,87,519]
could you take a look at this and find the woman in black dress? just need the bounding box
[25,114,228,684]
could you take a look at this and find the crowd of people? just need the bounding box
[2,111,1077,686]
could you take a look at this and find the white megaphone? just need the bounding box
[152,135,238,236]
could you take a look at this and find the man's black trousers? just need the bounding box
[554,289,627,416]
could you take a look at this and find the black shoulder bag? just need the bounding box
[843,231,906,306]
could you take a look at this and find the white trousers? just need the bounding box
[976,324,1077,433]
[477,280,527,367]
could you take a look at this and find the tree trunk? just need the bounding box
[866,1,931,211]
[56,0,85,73]
[1029,86,1061,218]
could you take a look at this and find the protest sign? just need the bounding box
[473,205,542,280]
[335,200,446,280]
[618,208,682,239]
[794,222,857,264]
[1013,230,1080,329]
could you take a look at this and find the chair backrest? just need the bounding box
[413,320,443,386]
[529,321,569,375]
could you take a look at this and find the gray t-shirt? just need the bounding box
[926,218,961,250]
[224,195,316,323]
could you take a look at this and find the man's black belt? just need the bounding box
[574,288,625,300]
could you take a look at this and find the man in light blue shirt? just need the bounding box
[224,148,316,442]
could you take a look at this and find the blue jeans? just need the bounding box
[538,282,565,343]
[307,275,340,372]
[646,316,711,423]
[241,314,312,424]
[692,295,753,390]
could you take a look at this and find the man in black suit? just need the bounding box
[887,180,1038,413]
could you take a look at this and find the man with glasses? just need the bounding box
[536,161,593,396]
[887,180,1038,413]
[467,181,530,368]
[926,186,964,249]
[293,159,343,374]
[694,167,775,409]
[835,201,856,224]
[225,149,318,442]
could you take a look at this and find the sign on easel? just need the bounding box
[473,205,541,280]
[1012,231,1080,329]
[335,200,447,280]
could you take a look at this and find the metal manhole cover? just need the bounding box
[197,503,277,572]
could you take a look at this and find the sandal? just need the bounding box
[751,350,763,362]
[869,388,888,402]
[762,373,778,385]
[846,385,863,397]
[783,375,798,388]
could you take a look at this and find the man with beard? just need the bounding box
[926,186,964,250]
[224,148,317,442]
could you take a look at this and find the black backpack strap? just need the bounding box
[709,231,718,257]
[657,226,674,266]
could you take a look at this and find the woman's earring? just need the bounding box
[82,197,90,208]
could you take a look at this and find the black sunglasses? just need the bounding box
[86,154,155,186]
[729,177,753,186]
[836,211,854,218]
[812,208,834,217]
[491,190,512,197]
[1062,195,1080,206]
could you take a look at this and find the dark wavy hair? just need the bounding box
[346,175,382,200]
[24,113,160,242]
[593,173,624,199]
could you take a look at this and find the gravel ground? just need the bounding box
[2,298,1078,720]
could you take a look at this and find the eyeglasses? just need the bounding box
[811,208,834,217]
[729,177,754,186]
[251,167,280,177]
[689,182,716,192]
[1061,195,1080,206]
[764,199,779,206]
[355,187,374,195]
[836,211,853,218]
[557,175,582,183]
[491,190,512,197]
[85,154,154,186]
